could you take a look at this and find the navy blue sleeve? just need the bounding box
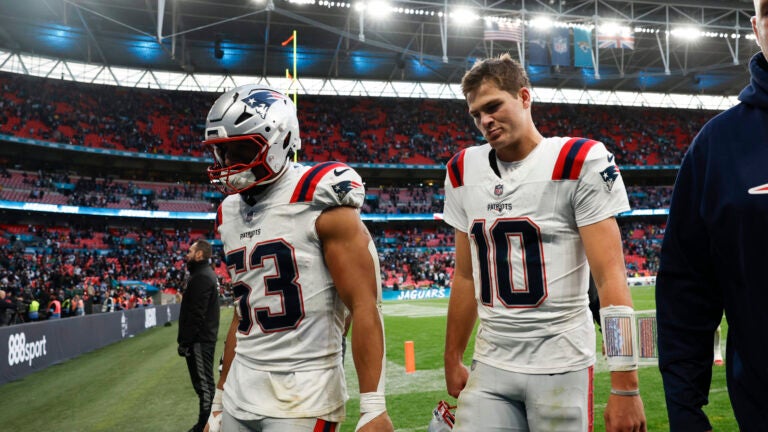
[656,133,724,431]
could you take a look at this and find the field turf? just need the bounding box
[0,286,736,431]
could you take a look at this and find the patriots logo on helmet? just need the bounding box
[241,90,286,119]
[331,180,362,201]
[599,165,620,192]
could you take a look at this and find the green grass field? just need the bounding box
[0,286,737,431]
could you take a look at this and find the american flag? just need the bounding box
[484,21,522,43]
[597,33,635,49]
[605,316,635,357]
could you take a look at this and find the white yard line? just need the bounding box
[382,303,447,317]
[345,359,446,396]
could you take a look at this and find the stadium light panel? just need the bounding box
[671,27,702,41]
[529,16,554,30]
[598,22,630,36]
[451,7,479,24]
[366,1,392,18]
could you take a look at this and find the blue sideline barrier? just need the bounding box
[0,304,180,385]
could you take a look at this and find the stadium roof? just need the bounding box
[0,0,759,96]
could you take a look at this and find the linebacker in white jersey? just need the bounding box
[443,54,646,431]
[200,84,393,432]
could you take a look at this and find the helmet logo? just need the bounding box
[241,90,286,119]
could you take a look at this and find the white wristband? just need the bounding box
[600,305,639,371]
[211,387,223,412]
[356,392,386,431]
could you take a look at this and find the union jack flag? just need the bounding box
[597,33,635,50]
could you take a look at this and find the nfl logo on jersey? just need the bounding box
[494,184,504,196]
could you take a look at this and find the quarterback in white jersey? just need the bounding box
[443,137,629,374]
[201,84,393,432]
[444,54,646,432]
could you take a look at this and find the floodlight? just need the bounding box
[598,22,624,36]
[451,7,478,24]
[672,27,702,40]
[367,1,392,17]
[530,16,553,30]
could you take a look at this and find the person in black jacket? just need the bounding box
[178,239,220,432]
[656,1,768,429]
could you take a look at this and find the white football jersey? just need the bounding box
[218,161,366,418]
[443,137,630,374]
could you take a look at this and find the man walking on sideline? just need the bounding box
[178,239,220,432]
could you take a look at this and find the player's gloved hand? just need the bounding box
[177,344,192,357]
[204,388,223,432]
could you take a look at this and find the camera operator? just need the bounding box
[13,293,29,324]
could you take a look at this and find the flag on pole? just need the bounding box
[483,21,522,43]
[527,28,549,65]
[573,27,593,68]
[281,33,295,46]
[550,27,570,66]
[597,32,635,49]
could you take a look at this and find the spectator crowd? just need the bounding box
[0,71,683,326]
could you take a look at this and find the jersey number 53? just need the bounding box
[226,240,305,334]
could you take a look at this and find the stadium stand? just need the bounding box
[1,71,716,165]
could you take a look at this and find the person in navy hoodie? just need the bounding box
[656,1,768,430]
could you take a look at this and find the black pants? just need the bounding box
[185,342,216,431]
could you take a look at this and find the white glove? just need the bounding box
[206,388,223,432]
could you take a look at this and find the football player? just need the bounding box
[202,84,393,432]
[442,54,647,431]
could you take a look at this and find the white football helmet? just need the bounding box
[204,84,301,194]
[427,400,455,432]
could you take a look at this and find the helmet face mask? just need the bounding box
[206,134,274,194]
[203,85,301,194]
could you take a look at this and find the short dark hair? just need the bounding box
[193,239,212,260]
[461,53,531,98]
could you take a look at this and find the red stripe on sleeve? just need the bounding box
[215,204,223,231]
[289,162,345,203]
[551,138,579,180]
[568,139,599,180]
[447,150,466,188]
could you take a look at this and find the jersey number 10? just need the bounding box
[470,218,548,308]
